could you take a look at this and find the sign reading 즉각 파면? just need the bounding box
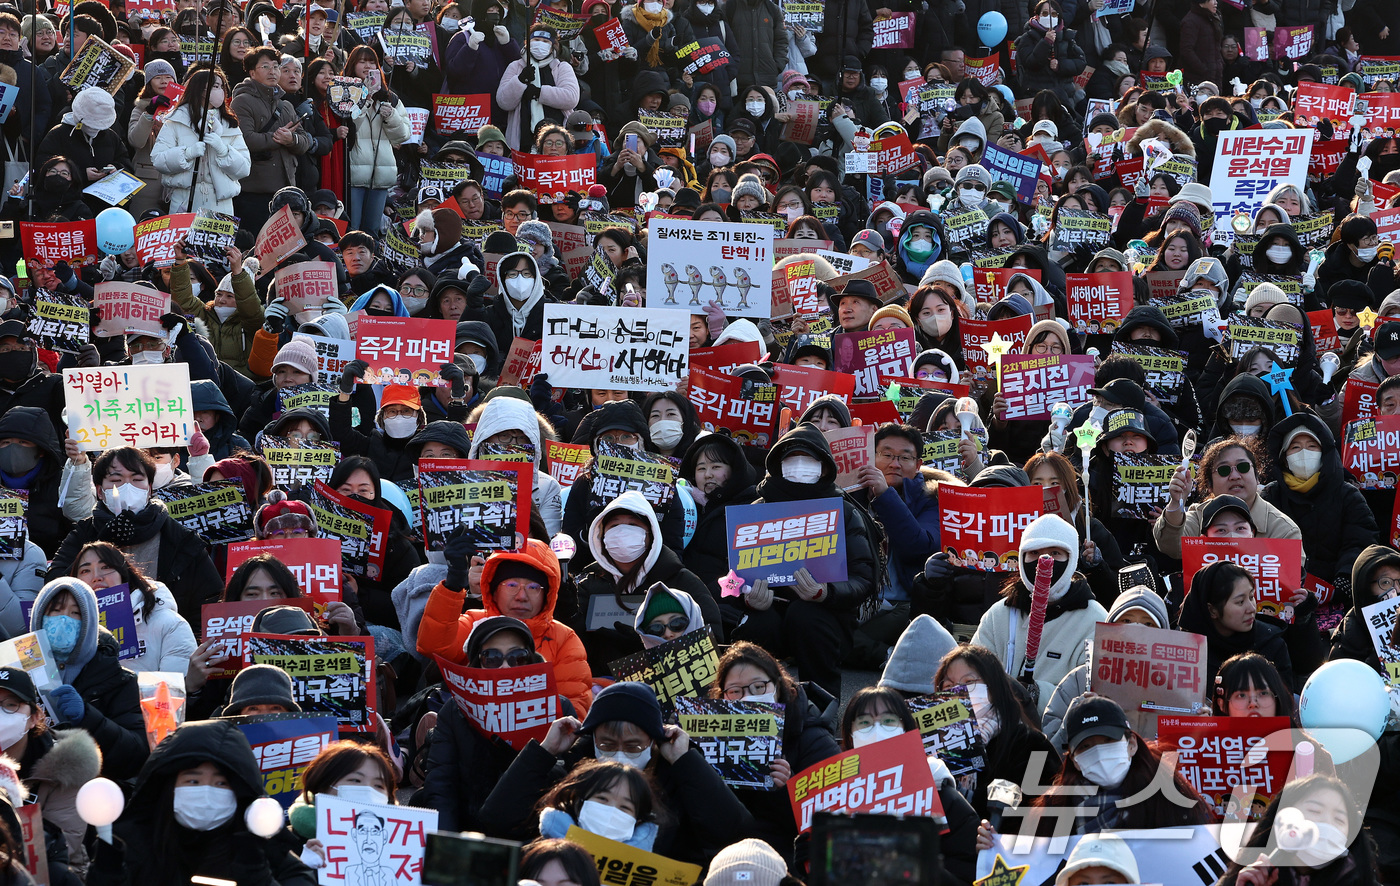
[227,537,343,603]
[938,485,1043,571]
[355,316,456,386]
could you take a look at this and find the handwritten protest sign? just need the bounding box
[63,364,193,451]
[788,731,943,832]
[938,485,1043,570]
[435,657,558,750]
[1158,715,1293,820]
[542,304,687,391]
[998,354,1094,421]
[355,316,455,386]
[646,218,774,319]
[309,481,391,580]
[417,458,530,553]
[153,480,254,544]
[726,497,847,586]
[227,538,343,602]
[1181,537,1304,622]
[675,697,784,789]
[905,689,986,776]
[1361,594,1400,682]
[316,793,437,886]
[226,714,337,808]
[1089,621,1207,738]
[609,627,719,708]
[247,634,374,731]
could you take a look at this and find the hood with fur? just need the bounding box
[1125,118,1196,159]
[30,728,102,789]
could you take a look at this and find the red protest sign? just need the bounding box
[1309,138,1349,177]
[787,731,943,833]
[431,93,491,134]
[545,439,591,487]
[310,480,392,579]
[355,315,456,386]
[959,314,1032,390]
[1308,309,1339,352]
[1343,415,1400,488]
[21,220,98,268]
[1373,206,1400,243]
[133,213,195,268]
[780,100,821,145]
[964,55,1001,86]
[691,340,762,373]
[1243,27,1270,62]
[869,131,920,175]
[1088,621,1207,737]
[1272,24,1313,60]
[773,363,856,414]
[226,537,342,603]
[1158,716,1294,819]
[1181,536,1304,622]
[510,151,596,199]
[1066,272,1134,335]
[254,206,307,270]
[832,327,917,397]
[93,282,170,338]
[274,261,337,317]
[593,17,628,53]
[885,376,971,403]
[1361,93,1400,132]
[199,598,318,680]
[825,425,873,491]
[847,399,901,426]
[435,657,559,750]
[1294,82,1354,130]
[971,267,1038,304]
[498,337,542,387]
[688,366,778,447]
[871,12,914,49]
[938,485,1044,571]
[998,354,1096,421]
[1343,377,1379,426]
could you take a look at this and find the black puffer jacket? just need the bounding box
[1112,305,1202,438]
[744,682,841,859]
[1328,544,1400,674]
[724,0,788,89]
[680,432,758,599]
[1179,562,1296,691]
[89,719,314,886]
[1013,21,1087,110]
[191,380,252,462]
[0,405,69,556]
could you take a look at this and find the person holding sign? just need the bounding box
[1179,560,1296,692]
[95,719,317,886]
[1329,545,1400,675]
[679,431,759,603]
[465,397,561,536]
[68,541,197,677]
[496,26,581,152]
[341,47,411,237]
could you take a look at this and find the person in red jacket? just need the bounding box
[416,537,592,715]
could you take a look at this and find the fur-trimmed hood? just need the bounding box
[29,729,101,789]
[1126,118,1196,159]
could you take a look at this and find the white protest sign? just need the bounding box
[1209,130,1313,244]
[646,218,773,319]
[63,364,195,451]
[541,304,688,391]
[315,793,438,886]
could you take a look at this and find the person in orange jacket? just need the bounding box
[417,536,592,715]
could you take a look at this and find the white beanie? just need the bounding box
[919,259,975,315]
[70,87,117,134]
[1017,513,1080,602]
[217,273,234,295]
[1243,282,1287,315]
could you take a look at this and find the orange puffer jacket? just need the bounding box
[417,539,592,715]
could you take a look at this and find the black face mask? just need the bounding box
[1026,556,1069,590]
[1203,117,1229,134]
[364,306,395,316]
[590,12,606,22]
[481,11,500,27]
[43,173,69,194]
[0,349,35,383]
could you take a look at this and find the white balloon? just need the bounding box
[76,778,125,827]
[244,796,286,838]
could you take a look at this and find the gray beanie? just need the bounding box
[144,59,177,82]
[226,664,301,713]
[953,164,993,190]
[878,615,957,694]
[1107,585,1170,629]
[731,174,769,207]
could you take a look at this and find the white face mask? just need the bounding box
[1294,819,1350,868]
[1286,448,1322,479]
[959,189,982,207]
[105,483,150,515]
[213,304,237,321]
[336,785,389,806]
[1250,98,1264,110]
[649,419,683,449]
[596,745,652,769]
[781,454,823,484]
[529,39,552,60]
[851,722,904,748]
[0,709,28,750]
[642,0,662,10]
[966,683,1001,741]
[959,137,980,152]
[465,353,486,374]
[154,463,175,488]
[603,523,649,563]
[743,691,777,704]
[578,799,636,841]
[172,785,239,831]
[505,276,535,300]
[1231,423,1261,437]
[401,294,429,315]
[130,349,165,365]
[1038,14,1057,27]
[1055,164,1070,179]
[441,16,459,28]
[696,1,714,11]
[1357,246,1379,262]
[1265,245,1293,263]
[209,87,225,106]
[870,76,887,91]
[709,151,730,167]
[1074,737,1133,787]
[787,89,805,101]
[745,100,765,116]
[382,414,419,439]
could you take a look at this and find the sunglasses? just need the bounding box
[479,647,534,668]
[1214,460,1253,478]
[643,615,689,636]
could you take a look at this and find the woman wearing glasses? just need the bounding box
[1155,435,1302,560]
[1178,561,1295,693]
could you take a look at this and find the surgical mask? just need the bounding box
[43,615,80,658]
[743,691,777,704]
[1055,164,1070,179]
[967,683,1001,741]
[505,276,535,299]
[919,314,948,337]
[529,39,552,60]
[596,745,652,769]
[0,709,28,750]
[1074,737,1132,787]
[209,87,225,106]
[440,16,459,28]
[649,419,683,449]
[781,454,823,484]
[213,305,237,321]
[577,799,636,841]
[1286,449,1322,478]
[1265,245,1292,263]
[1250,98,1263,110]
[154,463,175,488]
[1295,820,1350,868]
[643,0,661,10]
[781,206,801,222]
[0,444,38,477]
[959,189,982,207]
[603,523,649,563]
[131,350,165,365]
[905,238,934,261]
[336,785,389,806]
[172,785,239,831]
[745,100,765,116]
[851,722,904,748]
[466,353,486,374]
[401,294,428,315]
[1038,14,1057,27]
[696,1,714,11]
[383,415,418,439]
[870,76,887,92]
[1357,246,1378,262]
[1231,423,1261,437]
[699,99,716,115]
[959,137,980,152]
[105,483,150,515]
[708,150,729,166]
[788,89,805,100]
[988,199,1008,214]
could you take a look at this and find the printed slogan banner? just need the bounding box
[726,498,848,586]
[21,220,98,269]
[200,599,317,681]
[832,328,916,397]
[355,316,455,386]
[416,458,530,553]
[1066,272,1134,335]
[609,628,719,709]
[1112,453,1183,520]
[153,480,254,544]
[588,440,676,511]
[1181,537,1304,622]
[675,697,784,789]
[246,634,375,732]
[1112,342,1188,405]
[938,485,1043,571]
[904,689,986,777]
[260,435,339,490]
[1157,715,1294,820]
[227,714,337,808]
[1343,415,1400,488]
[227,537,343,602]
[787,731,944,833]
[997,354,1095,421]
[434,657,558,751]
[647,218,774,319]
[92,282,170,338]
[510,151,596,200]
[309,481,391,580]
[26,292,90,353]
[565,829,702,886]
[431,93,491,133]
[1089,621,1208,739]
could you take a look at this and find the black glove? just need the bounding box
[87,305,102,330]
[519,63,533,83]
[160,312,189,339]
[76,343,99,367]
[339,359,369,394]
[440,362,466,398]
[264,313,284,335]
[52,260,73,285]
[443,529,480,592]
[150,93,172,112]
[529,372,553,411]
[465,273,491,309]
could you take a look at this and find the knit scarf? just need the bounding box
[631,4,669,67]
[1284,471,1320,493]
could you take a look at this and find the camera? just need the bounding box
[809,812,941,886]
[421,831,522,886]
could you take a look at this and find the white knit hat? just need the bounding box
[1054,834,1141,885]
[70,87,117,133]
[1017,513,1080,602]
[704,839,788,886]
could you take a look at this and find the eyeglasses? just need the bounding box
[0,699,27,715]
[596,739,651,754]
[1228,689,1274,706]
[875,448,918,466]
[479,647,534,668]
[721,679,773,701]
[503,270,536,279]
[1376,577,1400,595]
[497,580,544,596]
[643,615,689,636]
[960,183,987,192]
[400,284,429,297]
[504,210,534,221]
[1214,460,1253,478]
[286,431,323,443]
[1030,342,1065,355]
[851,713,903,731]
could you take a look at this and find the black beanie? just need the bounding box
[579,681,665,742]
[491,561,549,593]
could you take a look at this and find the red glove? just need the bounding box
[188,426,210,457]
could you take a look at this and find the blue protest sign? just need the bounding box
[94,584,140,660]
[979,142,1041,203]
[227,714,338,807]
[726,497,848,586]
[0,83,19,124]
[479,153,513,201]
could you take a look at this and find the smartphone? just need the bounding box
[421,831,520,886]
[625,132,638,154]
[809,813,940,886]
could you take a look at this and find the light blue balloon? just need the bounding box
[977,11,1007,47]
[1298,659,1389,763]
[95,207,136,256]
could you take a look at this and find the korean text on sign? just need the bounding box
[726,497,848,586]
[435,657,558,750]
[355,316,456,386]
[64,364,194,452]
[787,731,944,832]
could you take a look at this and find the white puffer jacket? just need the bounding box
[126,582,198,680]
[150,104,252,215]
[347,96,412,189]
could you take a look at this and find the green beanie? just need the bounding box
[643,591,685,623]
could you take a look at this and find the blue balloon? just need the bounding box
[95,207,136,256]
[1298,659,1389,763]
[977,11,1007,47]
